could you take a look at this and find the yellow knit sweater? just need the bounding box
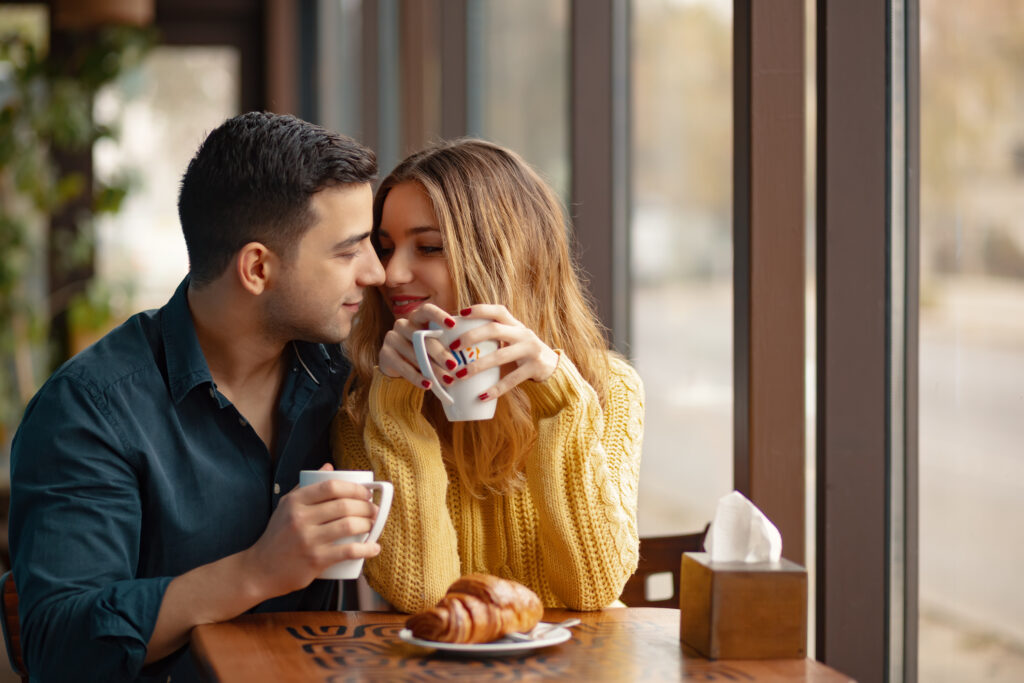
[331,352,643,613]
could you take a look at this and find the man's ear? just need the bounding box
[235,241,276,295]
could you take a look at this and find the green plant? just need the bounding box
[0,24,155,433]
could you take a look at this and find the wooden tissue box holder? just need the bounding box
[679,552,807,660]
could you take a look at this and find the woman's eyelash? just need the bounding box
[373,244,440,257]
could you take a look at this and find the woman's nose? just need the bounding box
[384,250,412,287]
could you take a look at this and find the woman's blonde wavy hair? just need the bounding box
[343,138,612,494]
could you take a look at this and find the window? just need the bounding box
[468,0,569,198]
[918,1,1024,678]
[93,46,240,315]
[630,0,733,536]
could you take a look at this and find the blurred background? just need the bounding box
[1,1,1022,681]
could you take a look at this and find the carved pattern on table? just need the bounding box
[280,620,756,682]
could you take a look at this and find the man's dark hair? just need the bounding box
[178,111,377,285]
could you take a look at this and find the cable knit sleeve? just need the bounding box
[331,370,460,613]
[518,352,643,610]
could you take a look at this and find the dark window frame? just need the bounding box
[813,0,918,680]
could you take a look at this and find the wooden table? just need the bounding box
[191,608,854,682]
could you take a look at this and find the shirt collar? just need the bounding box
[162,276,216,405]
[159,276,346,404]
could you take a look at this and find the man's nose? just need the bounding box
[359,244,386,286]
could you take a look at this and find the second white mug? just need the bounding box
[298,469,394,580]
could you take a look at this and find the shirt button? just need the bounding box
[273,483,281,495]
[208,387,215,398]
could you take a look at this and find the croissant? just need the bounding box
[406,573,544,644]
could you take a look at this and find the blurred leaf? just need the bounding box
[68,281,113,332]
[0,23,154,429]
[93,182,128,214]
[55,171,85,204]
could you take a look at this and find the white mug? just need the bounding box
[298,470,394,580]
[412,317,499,421]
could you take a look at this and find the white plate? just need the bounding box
[398,622,573,657]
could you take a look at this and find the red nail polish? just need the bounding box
[445,359,457,370]
[478,392,489,401]
[444,318,456,328]
[456,368,468,378]
[460,307,472,316]
[443,375,453,385]
[421,380,431,389]
[449,339,461,350]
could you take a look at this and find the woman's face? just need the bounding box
[376,181,458,317]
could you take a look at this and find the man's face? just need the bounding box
[264,183,384,344]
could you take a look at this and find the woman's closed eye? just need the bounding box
[418,245,444,255]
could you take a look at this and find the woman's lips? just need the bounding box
[390,296,427,317]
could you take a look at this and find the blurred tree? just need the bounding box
[921,0,1024,280]
[632,0,732,281]
[0,23,154,435]
[633,1,730,217]
[475,0,570,198]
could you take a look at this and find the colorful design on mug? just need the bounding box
[454,346,483,367]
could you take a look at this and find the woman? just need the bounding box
[334,139,642,612]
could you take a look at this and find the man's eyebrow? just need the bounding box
[332,230,373,251]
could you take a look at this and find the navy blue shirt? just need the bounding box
[9,277,350,682]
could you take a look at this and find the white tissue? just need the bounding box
[704,491,783,563]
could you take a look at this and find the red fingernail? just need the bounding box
[478,392,489,401]
[445,359,457,370]
[444,317,456,328]
[456,368,468,378]
[443,375,454,385]
[460,307,472,316]
[449,340,461,350]
[421,380,431,389]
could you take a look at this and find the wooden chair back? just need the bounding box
[1,571,28,682]
[620,524,710,608]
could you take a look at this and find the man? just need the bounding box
[8,112,386,681]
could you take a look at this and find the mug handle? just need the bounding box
[411,329,455,406]
[363,482,393,545]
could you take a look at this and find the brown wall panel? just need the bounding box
[734,0,806,566]
[750,0,806,567]
[399,0,441,156]
[265,0,298,114]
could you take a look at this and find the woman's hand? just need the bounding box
[378,303,457,387]
[451,304,559,400]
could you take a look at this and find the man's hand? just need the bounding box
[242,472,381,598]
[145,465,381,664]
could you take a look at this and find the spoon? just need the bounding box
[505,617,582,642]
